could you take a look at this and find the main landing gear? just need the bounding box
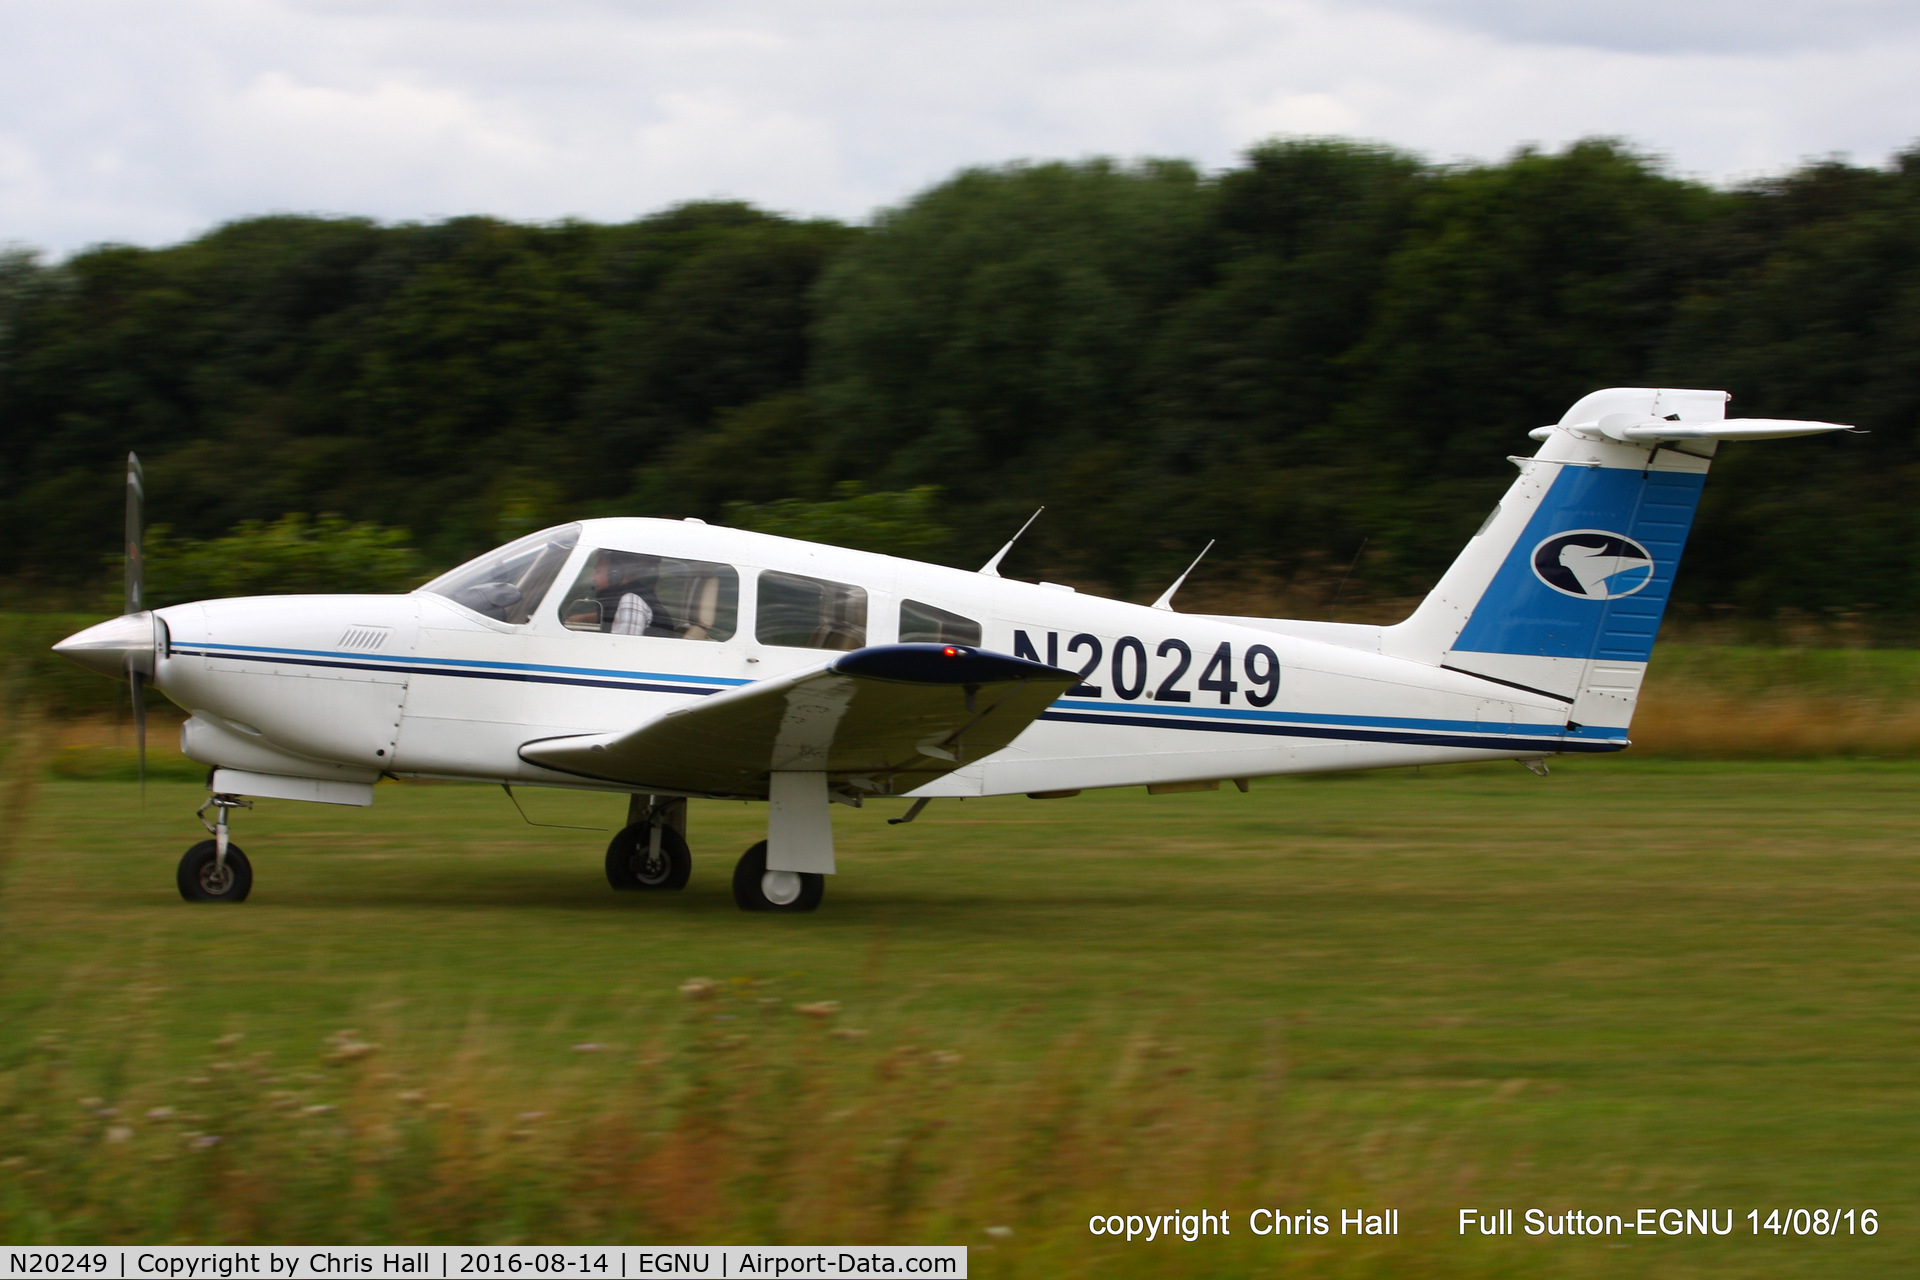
[731,840,825,913]
[605,789,827,912]
[179,794,253,902]
[606,795,692,891]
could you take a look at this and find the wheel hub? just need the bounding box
[199,862,234,895]
[760,870,802,906]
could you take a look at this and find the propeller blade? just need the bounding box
[125,452,144,616]
[130,665,147,799]
[126,452,147,800]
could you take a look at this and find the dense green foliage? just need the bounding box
[144,513,425,607]
[722,482,949,556]
[3,139,1918,620]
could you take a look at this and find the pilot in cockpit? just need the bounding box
[563,551,673,636]
[602,553,671,636]
[561,550,736,641]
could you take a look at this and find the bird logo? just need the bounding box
[1531,531,1654,600]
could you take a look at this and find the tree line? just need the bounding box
[2,138,1917,626]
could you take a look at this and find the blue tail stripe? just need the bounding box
[1453,466,1706,663]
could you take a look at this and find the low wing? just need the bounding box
[518,644,1078,798]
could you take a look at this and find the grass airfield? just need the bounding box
[2,755,1917,1277]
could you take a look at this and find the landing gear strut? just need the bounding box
[606,794,691,891]
[179,794,253,902]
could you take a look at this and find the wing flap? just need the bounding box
[518,644,1076,797]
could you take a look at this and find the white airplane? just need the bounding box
[55,387,1852,913]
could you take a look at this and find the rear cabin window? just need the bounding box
[559,550,738,641]
[899,599,981,646]
[756,571,867,651]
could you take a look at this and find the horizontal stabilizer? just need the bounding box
[518,644,1077,798]
[1531,415,1857,444]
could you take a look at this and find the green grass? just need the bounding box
[2,758,1916,1275]
[1646,644,1920,695]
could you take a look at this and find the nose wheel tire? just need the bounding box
[731,840,824,913]
[606,823,692,891]
[177,840,253,902]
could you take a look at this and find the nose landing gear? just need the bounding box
[179,794,254,902]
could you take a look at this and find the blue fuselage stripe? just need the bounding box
[174,644,1620,753]
[1047,696,1575,737]
[1039,709,1624,753]
[182,640,751,687]
[170,646,731,697]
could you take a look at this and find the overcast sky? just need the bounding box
[5,0,1918,257]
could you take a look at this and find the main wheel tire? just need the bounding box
[731,840,824,913]
[605,823,692,891]
[177,840,253,903]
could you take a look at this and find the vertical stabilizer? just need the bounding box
[1379,388,1848,742]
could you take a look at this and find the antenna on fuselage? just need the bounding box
[978,507,1044,577]
[1150,540,1215,611]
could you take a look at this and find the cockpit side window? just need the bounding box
[420,524,581,625]
[899,599,981,646]
[756,571,867,651]
[559,550,739,641]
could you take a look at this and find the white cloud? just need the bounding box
[1352,0,1920,55]
[0,0,1915,256]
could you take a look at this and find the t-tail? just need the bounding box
[1231,388,1854,751]
[1396,388,1853,744]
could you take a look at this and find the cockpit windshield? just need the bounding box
[420,524,581,624]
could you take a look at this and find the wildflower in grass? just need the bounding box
[105,1126,132,1144]
[797,1001,840,1019]
[679,977,716,999]
[984,1226,1012,1239]
[571,1043,604,1053]
[145,1107,173,1121]
[324,1029,379,1064]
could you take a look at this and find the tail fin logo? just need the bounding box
[1531,531,1654,600]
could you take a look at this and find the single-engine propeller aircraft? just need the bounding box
[55,388,1852,913]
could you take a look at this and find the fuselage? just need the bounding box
[146,517,1601,801]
